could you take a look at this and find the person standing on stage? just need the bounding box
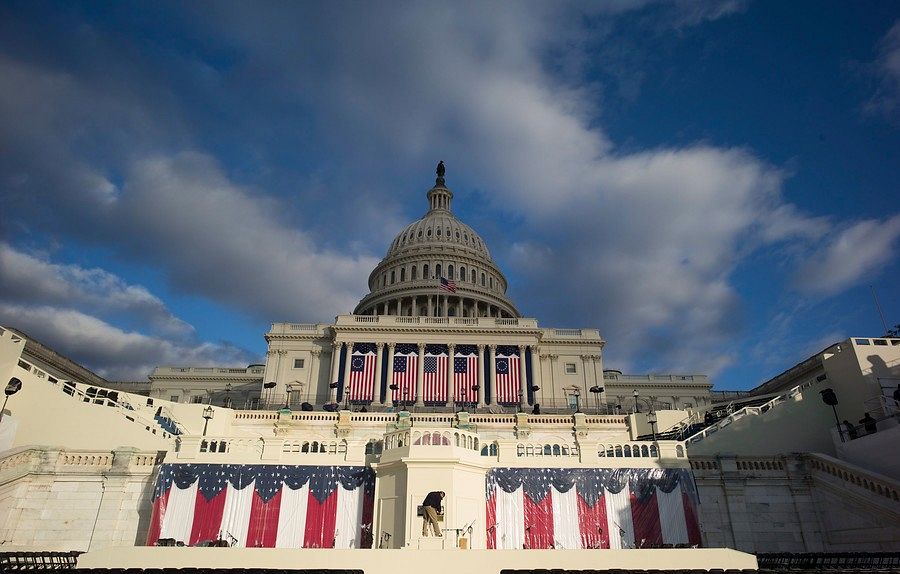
[421,491,445,537]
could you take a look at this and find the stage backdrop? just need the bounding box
[485,467,701,550]
[147,464,375,548]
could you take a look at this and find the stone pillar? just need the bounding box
[488,344,497,406]
[396,298,402,316]
[373,343,385,405]
[329,342,342,402]
[415,342,425,407]
[456,297,462,317]
[342,342,355,403]
[308,349,321,404]
[443,294,449,317]
[386,343,396,404]
[580,354,590,402]
[381,301,387,315]
[477,344,486,408]
[519,345,528,407]
[531,349,542,406]
[549,354,559,409]
[427,296,433,317]
[447,343,455,407]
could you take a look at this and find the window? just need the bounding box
[400,268,406,281]
[191,395,204,404]
[412,265,418,280]
[436,264,442,278]
[294,358,305,369]
[456,231,460,239]
[567,394,579,409]
[437,228,442,237]
[448,265,454,279]
[460,266,466,282]
[390,270,395,284]
[565,363,577,374]
[418,230,423,238]
[170,395,179,403]
[427,229,432,237]
[489,277,493,289]
[423,264,429,278]
[481,273,486,286]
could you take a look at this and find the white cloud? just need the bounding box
[0,243,191,337]
[793,215,900,296]
[865,20,900,118]
[0,304,256,380]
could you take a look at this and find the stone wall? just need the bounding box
[692,453,900,553]
[0,447,162,551]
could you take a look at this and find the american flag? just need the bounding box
[147,463,375,549]
[392,353,417,404]
[485,467,701,550]
[454,353,478,403]
[439,277,457,293]
[495,354,520,404]
[423,353,448,403]
[348,349,376,402]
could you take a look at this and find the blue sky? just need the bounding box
[1,1,899,389]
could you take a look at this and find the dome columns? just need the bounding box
[359,294,515,319]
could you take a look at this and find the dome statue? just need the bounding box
[353,166,519,318]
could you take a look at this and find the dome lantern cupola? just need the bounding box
[353,162,519,319]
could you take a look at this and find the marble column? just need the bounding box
[373,343,385,405]
[447,343,455,407]
[427,296,433,317]
[477,344,486,408]
[519,345,528,407]
[396,298,402,316]
[456,297,462,317]
[549,354,559,409]
[342,341,355,404]
[530,348,542,405]
[580,354,590,403]
[415,342,425,407]
[308,349,321,404]
[386,343,396,404]
[488,344,497,406]
[329,342,342,403]
[443,295,449,317]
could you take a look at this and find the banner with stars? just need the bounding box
[147,464,374,549]
[485,467,700,550]
[348,343,377,403]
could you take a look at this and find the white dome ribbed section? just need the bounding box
[353,163,519,318]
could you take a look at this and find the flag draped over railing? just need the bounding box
[147,464,374,549]
[485,467,700,550]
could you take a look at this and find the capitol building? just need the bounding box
[0,164,897,573]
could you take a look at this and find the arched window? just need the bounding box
[623,445,632,457]
[456,231,460,239]
[390,271,395,284]
[614,445,623,457]
[459,267,466,282]
[437,228,442,237]
[481,446,489,456]
[481,273,486,286]
[412,266,418,280]
[427,229,432,237]
[400,268,406,281]
[448,265,454,280]
[552,444,561,456]
[418,230,423,238]
[641,445,650,457]
[423,264,429,279]
[562,446,569,456]
[649,444,658,457]
[544,445,552,455]
[490,443,498,456]
[676,445,685,458]
[436,264,442,278]
[490,277,493,289]
[382,273,386,287]
[472,270,477,283]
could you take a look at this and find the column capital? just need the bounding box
[310,349,321,357]
[417,342,426,352]
[549,354,559,360]
[332,341,342,350]
[488,344,497,351]
[477,343,485,351]
[518,344,526,352]
[376,342,385,350]
[448,343,456,352]
[277,349,288,356]
[388,342,396,350]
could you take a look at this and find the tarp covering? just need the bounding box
[485,467,701,549]
[147,464,374,548]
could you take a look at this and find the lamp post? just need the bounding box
[224,383,232,408]
[0,378,22,423]
[647,410,658,442]
[202,405,214,436]
[573,388,581,413]
[633,389,640,413]
[344,387,351,411]
[471,384,479,414]
[263,381,276,409]
[820,388,843,442]
[589,385,604,414]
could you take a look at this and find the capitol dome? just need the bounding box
[354,163,520,318]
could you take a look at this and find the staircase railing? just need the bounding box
[686,378,818,445]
